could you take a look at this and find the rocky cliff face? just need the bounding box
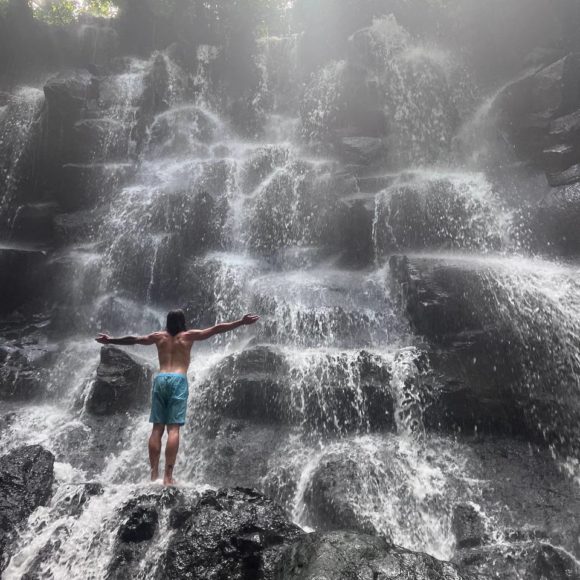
[1,2,580,579]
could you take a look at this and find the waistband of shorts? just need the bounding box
[156,372,187,379]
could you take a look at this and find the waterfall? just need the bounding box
[2,3,580,578]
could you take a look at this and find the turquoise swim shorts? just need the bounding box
[149,373,189,426]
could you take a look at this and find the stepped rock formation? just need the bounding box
[1,2,580,579]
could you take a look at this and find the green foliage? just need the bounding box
[33,0,117,24]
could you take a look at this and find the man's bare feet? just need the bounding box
[151,468,159,481]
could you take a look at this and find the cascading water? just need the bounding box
[0,87,45,229]
[2,3,580,579]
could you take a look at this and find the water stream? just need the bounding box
[1,9,580,578]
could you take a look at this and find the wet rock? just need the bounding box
[146,106,217,156]
[240,145,290,194]
[85,346,153,415]
[541,143,578,173]
[201,347,394,435]
[336,136,387,167]
[0,339,55,401]
[10,203,57,244]
[197,419,291,490]
[71,119,130,163]
[43,72,90,118]
[389,254,580,448]
[496,53,580,164]
[53,207,107,243]
[454,541,580,580]
[532,183,580,255]
[108,492,177,580]
[277,530,467,580]
[0,445,55,573]
[374,178,502,255]
[0,247,49,315]
[54,483,104,517]
[20,524,70,580]
[452,504,486,549]
[303,456,374,534]
[200,346,290,424]
[531,544,580,579]
[58,163,135,211]
[549,108,580,147]
[547,162,580,187]
[157,487,304,580]
[337,199,374,266]
[118,505,158,543]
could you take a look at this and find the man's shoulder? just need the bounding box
[150,331,168,341]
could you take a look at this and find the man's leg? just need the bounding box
[148,423,165,481]
[164,424,180,486]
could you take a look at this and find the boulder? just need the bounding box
[389,254,580,449]
[277,531,466,580]
[374,178,503,255]
[43,72,90,118]
[196,419,292,490]
[118,505,158,543]
[303,456,373,534]
[451,504,486,549]
[454,542,580,580]
[85,346,153,415]
[157,487,304,580]
[496,53,580,163]
[495,54,580,185]
[201,347,394,435]
[200,346,290,424]
[0,445,55,573]
[107,491,175,579]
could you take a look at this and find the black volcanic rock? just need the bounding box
[529,182,580,255]
[157,487,304,580]
[201,347,394,435]
[0,247,49,316]
[43,72,90,118]
[388,254,580,450]
[118,504,158,543]
[277,531,467,580]
[0,445,55,573]
[452,503,486,549]
[85,346,153,415]
[200,346,291,424]
[0,326,57,401]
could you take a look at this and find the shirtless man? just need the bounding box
[95,309,259,485]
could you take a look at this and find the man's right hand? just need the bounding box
[95,333,111,344]
[241,314,260,325]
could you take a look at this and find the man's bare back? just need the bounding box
[95,311,259,485]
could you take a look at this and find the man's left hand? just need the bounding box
[95,333,111,344]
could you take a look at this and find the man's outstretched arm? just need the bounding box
[95,333,159,346]
[187,314,259,341]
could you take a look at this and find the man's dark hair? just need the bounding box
[166,310,187,336]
